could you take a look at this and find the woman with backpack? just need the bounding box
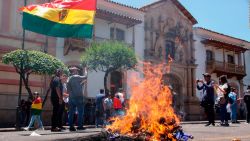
[228,87,240,123]
[214,75,231,126]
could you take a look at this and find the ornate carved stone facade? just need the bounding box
[142,0,200,120]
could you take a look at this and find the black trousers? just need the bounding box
[51,98,64,129]
[246,104,250,123]
[204,104,215,124]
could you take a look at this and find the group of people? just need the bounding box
[23,66,88,131]
[22,66,126,131]
[95,88,125,128]
[197,73,250,126]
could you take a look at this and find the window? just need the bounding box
[227,55,234,64]
[110,28,125,41]
[206,50,213,61]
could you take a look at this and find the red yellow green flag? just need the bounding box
[20,0,96,38]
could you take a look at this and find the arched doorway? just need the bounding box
[110,71,123,95]
[162,74,182,113]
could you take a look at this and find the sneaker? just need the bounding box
[51,127,61,132]
[69,127,76,131]
[77,127,86,130]
[59,127,66,130]
[38,127,44,130]
[23,127,29,131]
[224,122,229,126]
[205,123,211,126]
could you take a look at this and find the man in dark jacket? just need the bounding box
[244,86,250,123]
[197,73,215,126]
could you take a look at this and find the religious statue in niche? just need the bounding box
[149,16,190,63]
[164,21,189,63]
[64,38,90,55]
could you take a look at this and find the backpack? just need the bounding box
[228,96,234,104]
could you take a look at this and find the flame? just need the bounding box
[107,62,180,140]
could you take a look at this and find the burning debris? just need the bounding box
[106,63,193,141]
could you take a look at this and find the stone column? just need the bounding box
[239,80,244,99]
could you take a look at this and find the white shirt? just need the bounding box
[217,83,228,98]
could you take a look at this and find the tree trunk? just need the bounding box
[104,71,110,92]
[21,73,33,101]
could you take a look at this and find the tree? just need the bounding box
[81,41,137,91]
[2,49,66,100]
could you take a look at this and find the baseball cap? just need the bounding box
[203,73,211,77]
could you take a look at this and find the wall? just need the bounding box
[56,4,145,98]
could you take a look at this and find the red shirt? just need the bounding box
[113,97,122,109]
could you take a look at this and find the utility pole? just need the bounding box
[16,0,27,130]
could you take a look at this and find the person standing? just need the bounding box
[214,75,231,126]
[62,73,69,126]
[24,92,44,131]
[113,94,123,116]
[228,87,239,123]
[103,92,113,126]
[95,89,105,128]
[50,69,63,132]
[196,73,215,126]
[244,86,250,124]
[67,67,88,131]
[115,88,125,116]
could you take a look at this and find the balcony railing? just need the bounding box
[206,60,246,78]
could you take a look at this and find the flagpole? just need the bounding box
[16,0,27,130]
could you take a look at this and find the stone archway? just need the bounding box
[162,73,183,113]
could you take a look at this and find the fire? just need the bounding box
[107,62,180,140]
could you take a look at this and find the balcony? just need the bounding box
[206,60,246,80]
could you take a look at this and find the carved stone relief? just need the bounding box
[145,16,191,64]
[64,38,90,55]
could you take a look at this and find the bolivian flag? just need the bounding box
[20,0,96,38]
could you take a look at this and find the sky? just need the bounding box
[111,0,250,42]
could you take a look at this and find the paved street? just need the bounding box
[182,122,250,141]
[0,122,250,141]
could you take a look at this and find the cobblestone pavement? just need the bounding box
[182,122,250,141]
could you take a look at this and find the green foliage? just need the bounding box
[81,41,137,72]
[2,49,66,75]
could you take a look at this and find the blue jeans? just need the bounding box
[95,109,104,127]
[220,103,228,123]
[68,98,84,128]
[27,115,43,128]
[231,104,237,122]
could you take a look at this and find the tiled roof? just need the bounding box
[104,0,142,11]
[202,38,248,52]
[96,8,142,26]
[195,27,250,43]
[140,0,197,25]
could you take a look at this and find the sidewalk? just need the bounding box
[0,127,104,141]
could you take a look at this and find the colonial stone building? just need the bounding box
[56,0,144,98]
[0,0,58,127]
[1,0,250,126]
[141,0,200,120]
[194,27,250,118]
